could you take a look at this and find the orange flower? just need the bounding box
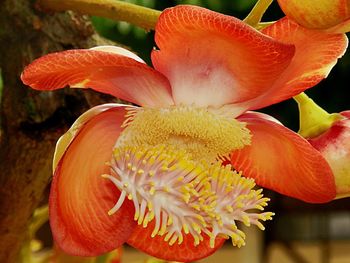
[277,0,350,33]
[21,5,346,262]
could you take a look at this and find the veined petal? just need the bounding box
[152,5,294,109]
[50,106,136,256]
[53,103,134,171]
[127,222,225,262]
[21,49,174,107]
[230,113,336,203]
[277,0,350,32]
[249,17,347,110]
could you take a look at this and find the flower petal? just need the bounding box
[340,110,350,119]
[230,113,336,203]
[50,106,136,256]
[152,5,294,109]
[53,103,134,171]
[248,17,347,110]
[127,221,225,262]
[90,45,145,63]
[21,49,174,107]
[237,111,283,124]
[277,0,350,31]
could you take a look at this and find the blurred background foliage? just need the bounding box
[91,0,350,132]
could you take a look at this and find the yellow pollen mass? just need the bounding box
[118,105,251,161]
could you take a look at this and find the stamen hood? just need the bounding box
[117,106,251,161]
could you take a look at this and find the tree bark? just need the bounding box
[0,0,115,261]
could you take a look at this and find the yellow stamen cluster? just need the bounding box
[117,106,251,161]
[205,165,274,248]
[103,144,211,246]
[103,144,274,248]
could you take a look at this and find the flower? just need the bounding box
[308,111,350,199]
[294,93,350,199]
[21,5,346,262]
[277,0,350,33]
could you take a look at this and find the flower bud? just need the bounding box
[277,0,350,33]
[308,111,350,198]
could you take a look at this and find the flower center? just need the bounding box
[102,144,273,248]
[116,105,251,161]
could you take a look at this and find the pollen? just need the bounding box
[102,144,273,248]
[117,106,251,161]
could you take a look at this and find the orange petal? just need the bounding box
[277,0,350,32]
[21,49,173,107]
[249,17,347,110]
[53,103,132,171]
[230,113,336,203]
[50,106,136,256]
[152,5,294,109]
[127,221,225,262]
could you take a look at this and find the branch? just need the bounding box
[0,1,118,261]
[37,0,161,30]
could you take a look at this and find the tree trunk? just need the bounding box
[0,1,114,261]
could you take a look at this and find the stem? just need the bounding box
[29,206,49,236]
[20,206,49,263]
[37,0,161,30]
[256,21,275,30]
[244,0,273,27]
[294,93,342,138]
